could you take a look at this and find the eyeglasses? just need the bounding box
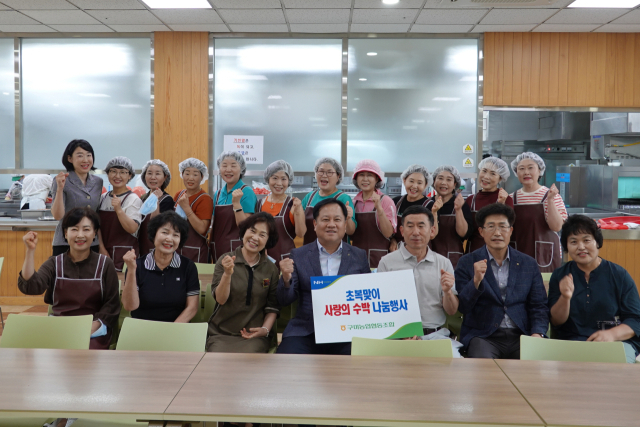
[483,225,511,233]
[316,170,336,177]
[108,169,130,177]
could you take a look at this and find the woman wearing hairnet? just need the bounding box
[138,159,174,256]
[257,160,306,268]
[429,165,473,268]
[465,156,514,253]
[350,159,396,268]
[301,157,357,245]
[510,152,567,272]
[174,157,213,263]
[98,156,142,271]
[390,165,435,251]
[209,151,257,263]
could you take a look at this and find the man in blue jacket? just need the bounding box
[455,203,549,359]
[277,198,370,355]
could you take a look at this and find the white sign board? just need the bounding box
[223,135,264,164]
[311,270,423,344]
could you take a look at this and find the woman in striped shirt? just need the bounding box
[510,152,568,272]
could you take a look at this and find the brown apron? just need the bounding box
[99,192,139,272]
[174,189,210,264]
[138,194,171,257]
[302,190,346,246]
[258,196,296,269]
[209,185,248,263]
[52,254,111,350]
[351,197,391,268]
[393,195,430,244]
[512,190,562,272]
[429,211,465,268]
[466,193,487,254]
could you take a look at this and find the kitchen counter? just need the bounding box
[0,217,58,231]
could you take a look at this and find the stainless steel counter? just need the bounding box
[0,218,58,231]
[601,229,640,240]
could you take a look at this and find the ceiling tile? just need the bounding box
[68,0,146,9]
[424,0,574,7]
[290,23,348,32]
[354,0,424,7]
[416,9,488,25]
[86,9,162,24]
[595,23,640,32]
[480,8,558,25]
[2,0,76,9]
[546,9,628,24]
[350,23,410,32]
[151,9,223,24]
[228,23,289,32]
[168,24,229,31]
[283,0,352,7]
[0,4,9,9]
[0,11,39,24]
[286,9,350,23]
[352,8,419,23]
[534,23,600,31]
[411,24,473,32]
[471,24,536,32]
[219,9,286,24]
[211,0,282,7]
[109,24,171,31]
[50,24,114,32]
[0,24,55,31]
[20,10,101,24]
[611,9,640,24]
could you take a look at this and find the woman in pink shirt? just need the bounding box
[350,159,397,269]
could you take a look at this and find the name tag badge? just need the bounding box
[262,279,270,288]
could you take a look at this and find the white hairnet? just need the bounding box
[217,151,247,179]
[142,159,171,190]
[179,157,209,185]
[478,156,510,183]
[105,156,135,182]
[401,164,433,188]
[510,152,546,176]
[264,160,294,182]
[314,157,344,185]
[432,165,462,191]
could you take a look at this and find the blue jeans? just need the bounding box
[623,342,638,364]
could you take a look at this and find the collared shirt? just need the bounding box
[213,179,257,213]
[354,189,397,230]
[51,171,104,246]
[317,240,343,276]
[487,248,516,329]
[129,252,200,322]
[378,243,456,329]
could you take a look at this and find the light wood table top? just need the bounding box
[165,353,544,426]
[0,348,203,421]
[496,359,640,427]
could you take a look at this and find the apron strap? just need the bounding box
[190,192,207,208]
[395,195,404,211]
[334,191,344,199]
[513,190,519,204]
[94,254,107,280]
[421,197,430,208]
[278,196,292,217]
[174,190,186,209]
[55,254,64,279]
[541,189,550,204]
[306,190,318,209]
[470,193,477,211]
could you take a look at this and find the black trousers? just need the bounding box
[276,333,351,355]
[52,245,99,256]
[467,328,523,359]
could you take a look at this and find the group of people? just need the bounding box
[15,138,640,363]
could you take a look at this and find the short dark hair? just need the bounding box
[238,212,279,251]
[475,203,516,228]
[312,197,348,220]
[61,207,100,242]
[147,211,190,249]
[560,214,603,252]
[62,139,96,172]
[401,205,434,227]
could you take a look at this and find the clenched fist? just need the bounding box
[55,172,69,190]
[23,231,38,251]
[497,188,508,204]
[453,192,464,212]
[111,195,122,211]
[440,269,455,294]
[291,197,303,214]
[473,259,487,288]
[122,249,137,270]
[280,258,295,283]
[548,183,559,200]
[231,188,244,205]
[221,255,236,275]
[559,273,574,300]
[432,196,444,213]
[345,201,353,220]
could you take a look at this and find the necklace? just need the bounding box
[268,194,286,209]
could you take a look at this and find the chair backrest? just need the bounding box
[351,337,454,358]
[204,282,216,323]
[195,262,215,275]
[116,317,207,352]
[520,335,627,363]
[0,314,93,350]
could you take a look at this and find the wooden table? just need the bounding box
[0,348,203,422]
[164,353,544,427]
[496,359,640,427]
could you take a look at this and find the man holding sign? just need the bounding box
[277,198,370,355]
[378,205,459,338]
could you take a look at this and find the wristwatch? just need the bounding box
[234,207,243,213]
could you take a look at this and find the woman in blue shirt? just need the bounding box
[548,214,640,363]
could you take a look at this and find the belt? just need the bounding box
[423,327,448,336]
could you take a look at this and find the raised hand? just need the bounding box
[221,255,236,275]
[152,188,163,199]
[454,192,464,212]
[370,192,382,208]
[440,269,455,294]
[280,258,295,283]
[345,200,354,220]
[122,249,137,270]
[548,183,559,199]
[23,231,38,251]
[473,259,487,288]
[232,189,244,205]
[55,172,69,190]
[559,273,574,300]
[111,195,122,211]
[177,192,190,210]
[497,188,508,204]
[291,197,303,214]
[432,196,444,213]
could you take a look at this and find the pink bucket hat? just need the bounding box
[352,159,385,189]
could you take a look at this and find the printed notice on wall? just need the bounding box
[223,135,264,164]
